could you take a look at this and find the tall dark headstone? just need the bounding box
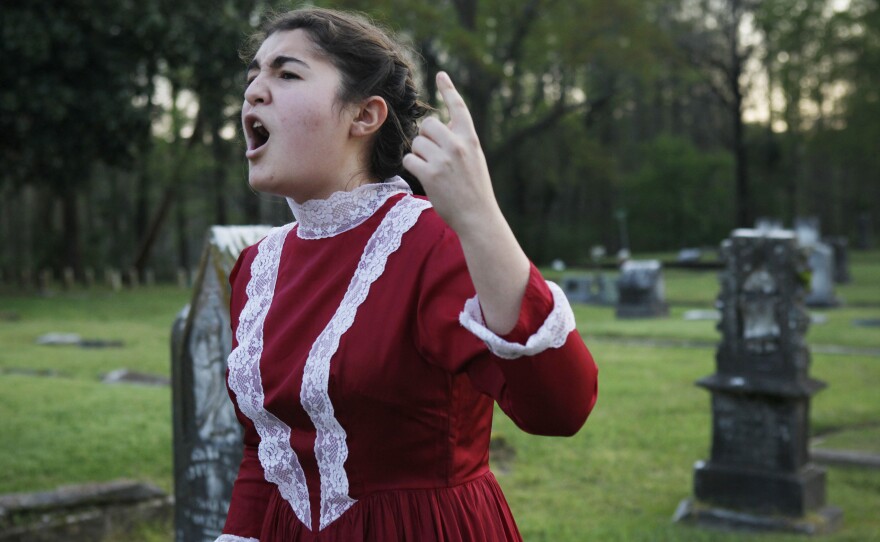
[856,212,873,250]
[674,229,842,534]
[615,260,668,318]
[172,226,270,542]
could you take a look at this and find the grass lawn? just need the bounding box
[1,250,878,541]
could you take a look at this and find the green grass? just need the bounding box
[1,251,879,541]
[0,375,173,494]
[494,346,880,541]
[0,285,188,496]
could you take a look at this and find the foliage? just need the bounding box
[621,135,734,250]
[0,0,878,276]
[0,0,165,190]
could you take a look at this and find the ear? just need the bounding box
[350,96,388,138]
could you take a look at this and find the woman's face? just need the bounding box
[242,29,362,201]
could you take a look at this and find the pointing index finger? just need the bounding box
[436,71,475,134]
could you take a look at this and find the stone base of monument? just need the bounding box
[0,480,172,542]
[673,498,842,535]
[693,461,826,516]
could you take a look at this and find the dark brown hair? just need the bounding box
[243,7,430,187]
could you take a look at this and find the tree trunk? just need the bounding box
[132,111,203,272]
[175,183,191,271]
[134,169,149,248]
[60,185,81,276]
[733,101,749,227]
[211,118,228,225]
[729,0,749,228]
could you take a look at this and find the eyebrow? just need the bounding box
[246,55,311,74]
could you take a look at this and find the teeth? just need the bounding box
[253,121,263,129]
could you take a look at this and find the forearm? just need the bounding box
[456,205,530,336]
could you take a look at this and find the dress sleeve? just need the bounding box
[216,245,272,542]
[217,416,272,540]
[414,226,598,437]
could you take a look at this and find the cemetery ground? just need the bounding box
[0,251,878,541]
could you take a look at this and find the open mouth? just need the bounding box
[245,114,271,155]
[251,120,270,150]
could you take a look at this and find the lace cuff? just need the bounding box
[214,536,259,542]
[459,280,575,360]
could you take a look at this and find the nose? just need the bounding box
[244,73,269,106]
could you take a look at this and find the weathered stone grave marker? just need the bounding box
[804,242,840,307]
[171,225,270,542]
[824,236,851,284]
[615,259,668,318]
[674,229,841,534]
[561,275,593,304]
[795,217,840,307]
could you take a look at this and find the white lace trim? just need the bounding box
[286,177,411,239]
[459,280,575,360]
[301,196,433,530]
[226,223,313,530]
[214,536,259,542]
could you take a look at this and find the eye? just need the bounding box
[280,71,301,80]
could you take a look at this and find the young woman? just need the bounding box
[218,7,598,541]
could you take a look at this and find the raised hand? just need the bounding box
[402,72,499,236]
[403,72,530,336]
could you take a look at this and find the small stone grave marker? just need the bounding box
[805,242,840,307]
[852,318,880,328]
[35,334,124,348]
[677,248,702,264]
[36,333,82,346]
[102,369,170,387]
[683,309,720,321]
[615,260,668,318]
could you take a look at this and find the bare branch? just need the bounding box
[487,96,600,167]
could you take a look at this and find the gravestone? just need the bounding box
[804,242,840,307]
[856,212,872,250]
[561,274,617,306]
[755,217,785,233]
[824,236,851,284]
[793,217,840,307]
[561,275,593,304]
[615,260,668,318]
[795,216,821,248]
[171,225,270,542]
[677,248,702,264]
[102,369,170,387]
[674,229,841,534]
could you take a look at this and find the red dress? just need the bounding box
[217,179,598,542]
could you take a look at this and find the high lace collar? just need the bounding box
[286,177,412,239]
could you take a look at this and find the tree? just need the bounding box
[329,0,664,256]
[130,0,263,273]
[0,0,168,272]
[674,0,760,228]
